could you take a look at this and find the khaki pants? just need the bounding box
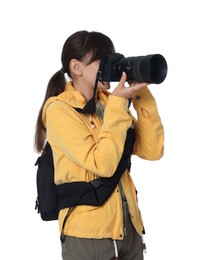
[61,200,144,260]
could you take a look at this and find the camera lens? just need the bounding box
[139,54,168,84]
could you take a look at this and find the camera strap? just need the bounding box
[74,61,107,115]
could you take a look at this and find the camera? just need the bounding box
[97,53,168,84]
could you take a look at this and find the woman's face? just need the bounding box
[81,59,110,91]
[70,54,111,101]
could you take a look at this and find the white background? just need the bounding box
[0,0,201,259]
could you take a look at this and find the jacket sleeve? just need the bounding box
[45,95,133,178]
[132,86,164,160]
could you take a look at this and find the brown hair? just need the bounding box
[34,30,115,153]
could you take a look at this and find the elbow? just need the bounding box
[137,145,164,161]
[93,158,118,178]
[146,146,164,161]
[99,159,119,177]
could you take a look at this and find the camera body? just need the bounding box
[97,53,168,84]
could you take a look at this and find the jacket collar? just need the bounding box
[42,81,110,129]
[58,81,109,112]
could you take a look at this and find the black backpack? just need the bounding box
[35,126,135,221]
[35,142,59,221]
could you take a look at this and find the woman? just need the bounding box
[35,30,164,260]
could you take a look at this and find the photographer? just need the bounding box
[34,30,164,260]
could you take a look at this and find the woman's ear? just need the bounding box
[69,59,83,76]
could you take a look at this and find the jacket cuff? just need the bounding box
[106,95,130,111]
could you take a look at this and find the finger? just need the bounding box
[128,80,138,85]
[118,72,127,87]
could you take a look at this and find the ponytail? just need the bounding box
[34,69,66,153]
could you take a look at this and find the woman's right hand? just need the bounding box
[112,72,147,99]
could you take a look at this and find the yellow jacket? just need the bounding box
[42,81,164,239]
